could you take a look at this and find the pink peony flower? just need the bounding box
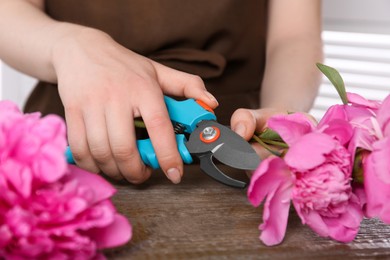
[360,94,390,223]
[248,113,363,246]
[321,92,390,224]
[0,101,67,197]
[320,92,380,155]
[0,101,131,259]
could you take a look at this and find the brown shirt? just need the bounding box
[24,0,268,125]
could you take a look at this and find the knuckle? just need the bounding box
[70,147,88,163]
[190,75,205,88]
[82,164,100,174]
[157,153,181,169]
[234,108,250,117]
[131,76,155,90]
[145,112,170,130]
[64,104,80,114]
[90,146,112,163]
[128,176,147,185]
[112,145,138,163]
[123,167,151,184]
[234,108,256,123]
[102,168,124,181]
[75,159,100,174]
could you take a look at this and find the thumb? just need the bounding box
[231,108,289,140]
[230,109,257,141]
[151,60,218,109]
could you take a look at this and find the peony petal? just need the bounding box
[318,105,348,126]
[369,138,390,184]
[247,156,293,246]
[284,133,336,171]
[86,214,132,249]
[1,159,32,198]
[322,200,362,243]
[248,157,291,207]
[66,165,117,203]
[377,94,390,136]
[0,100,20,113]
[31,115,67,144]
[320,119,353,146]
[347,92,381,109]
[338,195,363,229]
[0,225,12,248]
[268,113,316,146]
[297,210,329,237]
[348,127,376,156]
[363,153,390,223]
[34,145,67,183]
[259,181,292,246]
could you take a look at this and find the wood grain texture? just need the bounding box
[104,165,390,259]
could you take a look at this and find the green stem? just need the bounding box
[261,139,289,149]
[251,135,283,157]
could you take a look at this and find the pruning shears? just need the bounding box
[65,96,260,188]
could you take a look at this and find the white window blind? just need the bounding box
[310,31,390,120]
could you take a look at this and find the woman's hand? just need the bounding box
[231,108,289,160]
[231,108,317,160]
[52,28,218,184]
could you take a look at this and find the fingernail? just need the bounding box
[205,91,219,106]
[167,168,181,184]
[233,123,246,137]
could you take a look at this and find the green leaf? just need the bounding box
[316,63,348,105]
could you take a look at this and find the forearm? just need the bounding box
[0,0,92,83]
[260,35,323,112]
[260,0,323,112]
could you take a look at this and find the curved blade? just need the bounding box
[198,153,247,188]
[213,145,260,170]
[186,120,260,170]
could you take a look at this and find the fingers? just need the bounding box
[231,108,289,140]
[67,103,152,184]
[83,105,122,178]
[230,108,257,141]
[105,103,152,184]
[65,106,100,174]
[138,89,183,184]
[231,108,288,162]
[152,61,219,109]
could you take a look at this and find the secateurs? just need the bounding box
[65,96,260,188]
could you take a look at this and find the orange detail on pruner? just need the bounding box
[200,126,220,144]
[196,100,214,113]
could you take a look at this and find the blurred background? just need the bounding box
[1,0,390,119]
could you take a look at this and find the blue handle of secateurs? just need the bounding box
[65,96,216,168]
[137,134,193,169]
[65,135,193,169]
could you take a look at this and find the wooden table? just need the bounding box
[104,165,390,259]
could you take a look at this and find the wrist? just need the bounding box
[50,23,112,76]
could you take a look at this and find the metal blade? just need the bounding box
[198,153,247,188]
[186,120,260,170]
[213,145,260,170]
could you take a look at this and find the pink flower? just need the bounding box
[0,101,67,197]
[322,93,390,224]
[0,101,131,259]
[361,94,390,223]
[320,93,380,154]
[248,113,363,246]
